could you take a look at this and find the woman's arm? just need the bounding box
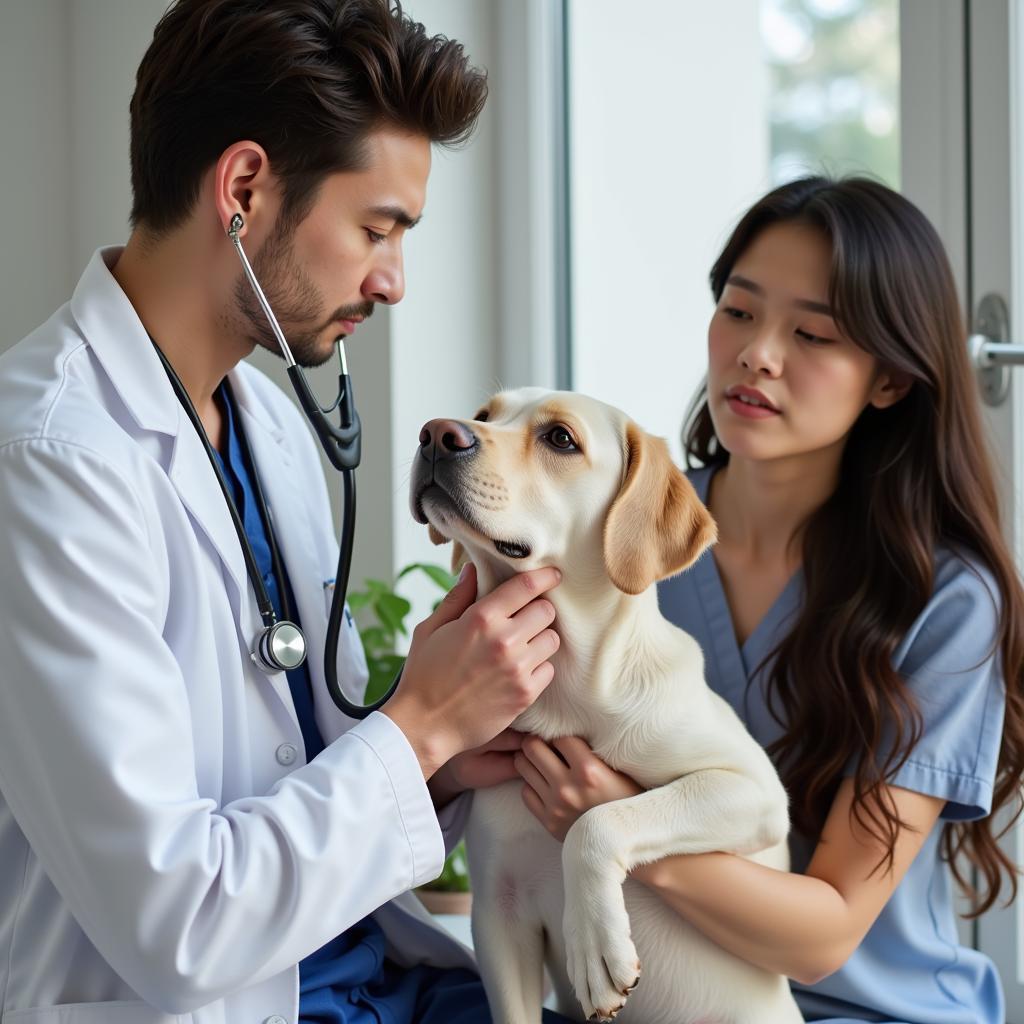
[516,737,945,985]
[634,778,943,983]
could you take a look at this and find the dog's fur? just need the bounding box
[411,388,802,1024]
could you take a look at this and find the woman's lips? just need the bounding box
[725,391,781,419]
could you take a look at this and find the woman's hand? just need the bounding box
[515,735,644,842]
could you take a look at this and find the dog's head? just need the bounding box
[410,388,716,595]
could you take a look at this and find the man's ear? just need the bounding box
[869,369,913,410]
[603,422,717,595]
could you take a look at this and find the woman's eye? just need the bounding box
[545,426,578,451]
[366,229,388,245]
[795,327,833,344]
[722,306,752,321]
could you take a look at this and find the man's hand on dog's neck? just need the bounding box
[382,562,563,788]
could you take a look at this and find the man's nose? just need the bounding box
[363,250,405,305]
[418,419,478,459]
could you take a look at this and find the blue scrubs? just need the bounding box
[658,465,1006,1024]
[215,384,575,1023]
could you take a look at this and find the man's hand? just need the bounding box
[382,562,561,778]
[516,735,643,842]
[427,729,525,809]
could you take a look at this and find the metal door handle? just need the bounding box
[969,293,1016,406]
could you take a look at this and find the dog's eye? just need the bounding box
[545,426,578,451]
[473,409,489,422]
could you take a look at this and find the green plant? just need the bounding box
[348,562,470,894]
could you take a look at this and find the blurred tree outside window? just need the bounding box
[761,0,900,187]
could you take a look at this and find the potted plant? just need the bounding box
[348,562,472,916]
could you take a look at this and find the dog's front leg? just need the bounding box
[469,857,550,1024]
[467,784,563,1024]
[561,768,788,1021]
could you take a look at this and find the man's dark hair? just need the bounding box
[129,0,488,234]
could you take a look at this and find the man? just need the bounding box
[0,2,569,1021]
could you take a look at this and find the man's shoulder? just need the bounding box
[0,303,89,450]
[0,303,168,494]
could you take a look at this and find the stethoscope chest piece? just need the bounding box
[253,619,307,674]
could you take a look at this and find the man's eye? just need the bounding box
[545,426,578,451]
[722,306,752,321]
[366,229,388,245]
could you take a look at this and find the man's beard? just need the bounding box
[233,224,373,368]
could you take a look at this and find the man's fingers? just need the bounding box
[426,562,478,630]
[480,566,561,618]
[483,728,526,752]
[474,751,521,788]
[524,627,560,672]
[509,598,558,644]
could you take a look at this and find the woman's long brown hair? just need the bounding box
[684,176,1024,915]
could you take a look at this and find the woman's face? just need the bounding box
[707,221,901,465]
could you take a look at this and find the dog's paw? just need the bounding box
[582,963,641,1022]
[564,887,641,1022]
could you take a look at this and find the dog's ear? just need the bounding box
[449,540,469,577]
[603,422,717,595]
[425,525,469,578]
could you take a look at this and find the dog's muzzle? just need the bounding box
[410,418,531,559]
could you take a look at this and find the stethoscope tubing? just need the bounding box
[225,212,400,717]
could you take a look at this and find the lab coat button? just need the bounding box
[275,743,298,766]
[263,1017,288,1024]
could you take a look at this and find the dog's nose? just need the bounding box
[418,418,478,458]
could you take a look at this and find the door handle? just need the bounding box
[968,293,1016,406]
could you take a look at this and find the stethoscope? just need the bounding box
[151,211,399,719]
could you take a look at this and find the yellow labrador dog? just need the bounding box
[410,388,801,1024]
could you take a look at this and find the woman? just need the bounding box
[513,176,1024,1023]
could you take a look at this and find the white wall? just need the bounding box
[567,0,770,462]
[0,0,73,347]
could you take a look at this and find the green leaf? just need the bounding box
[363,654,405,704]
[397,562,457,592]
[358,626,392,656]
[421,840,471,892]
[376,592,412,634]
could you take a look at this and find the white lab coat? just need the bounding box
[0,249,475,1024]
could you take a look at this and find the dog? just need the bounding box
[410,387,802,1024]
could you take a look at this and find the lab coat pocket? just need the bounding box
[2,1002,191,1024]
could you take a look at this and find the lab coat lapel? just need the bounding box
[164,424,256,628]
[231,372,335,739]
[70,247,252,608]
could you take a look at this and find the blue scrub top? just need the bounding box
[658,465,1006,1024]
[214,384,577,1024]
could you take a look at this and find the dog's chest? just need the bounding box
[514,690,686,789]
